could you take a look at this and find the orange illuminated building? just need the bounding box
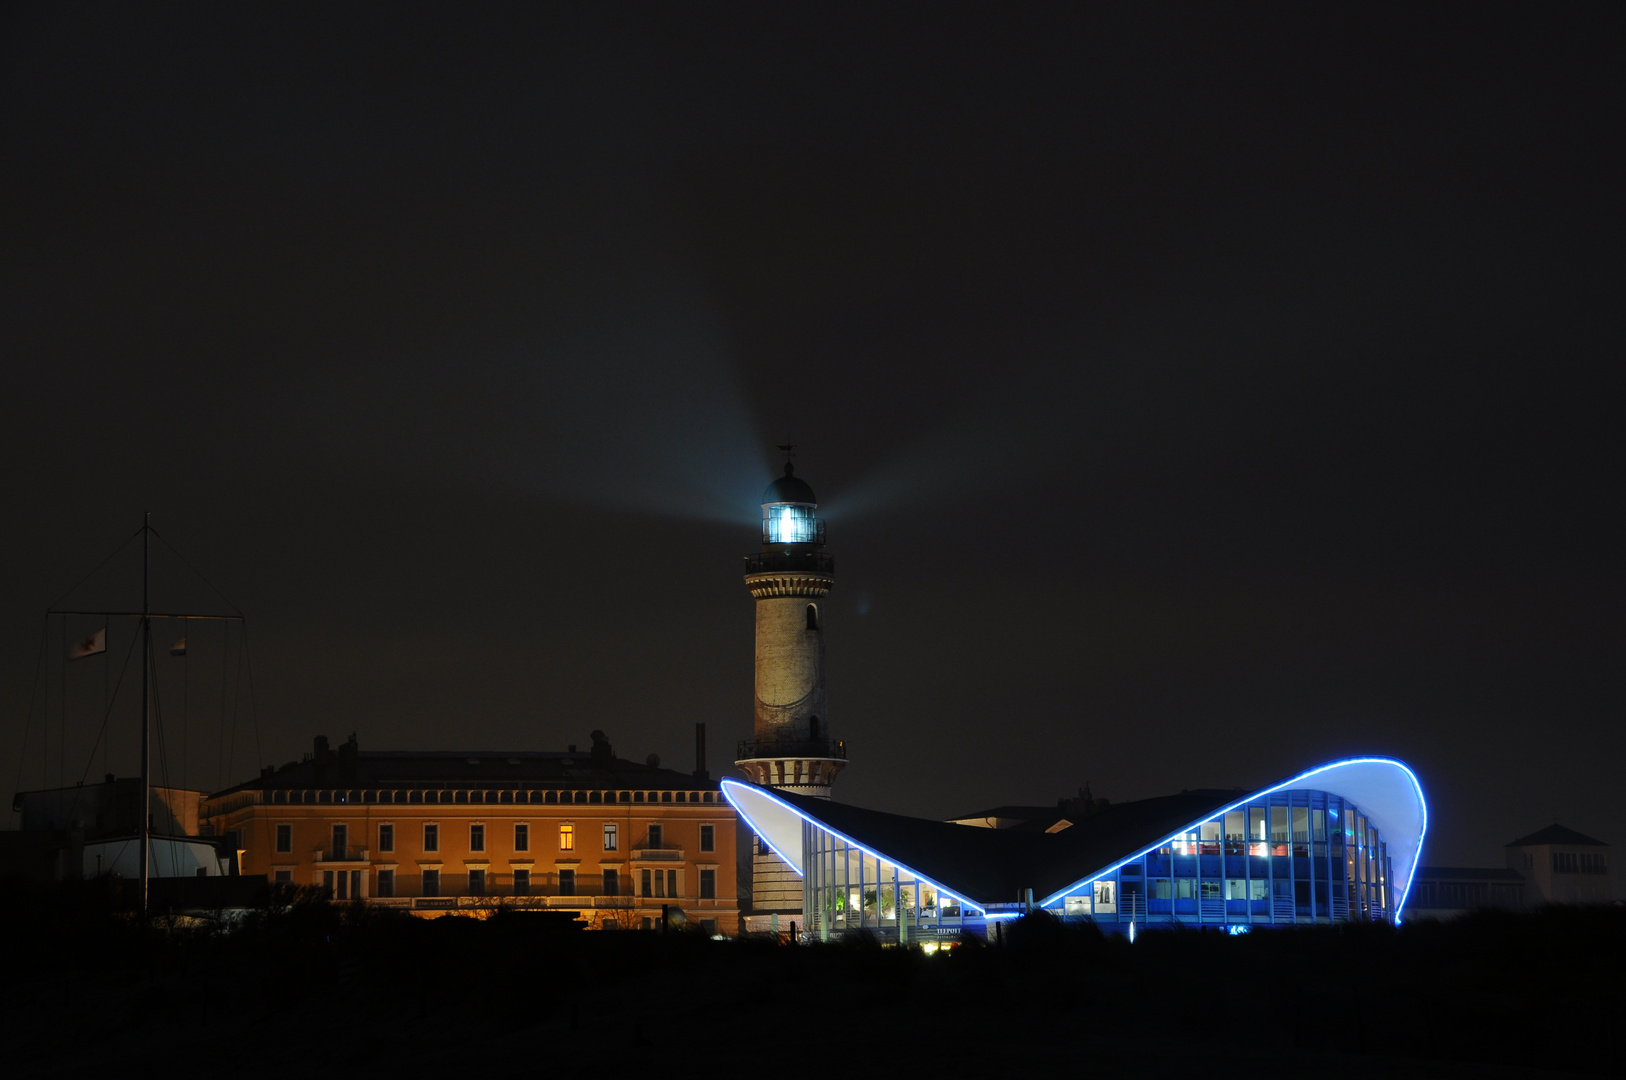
[203,732,738,933]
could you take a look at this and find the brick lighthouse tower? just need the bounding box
[736,454,847,923]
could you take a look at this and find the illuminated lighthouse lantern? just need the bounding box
[736,461,846,799]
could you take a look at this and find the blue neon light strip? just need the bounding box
[721,779,989,916]
[1035,757,1427,926]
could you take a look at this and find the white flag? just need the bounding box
[69,627,106,661]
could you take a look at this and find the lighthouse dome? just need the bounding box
[762,462,817,506]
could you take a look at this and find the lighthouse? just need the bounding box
[735,459,847,797]
[736,458,847,925]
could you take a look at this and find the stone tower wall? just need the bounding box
[751,586,829,744]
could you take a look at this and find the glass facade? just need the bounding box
[1051,789,1393,927]
[801,820,978,942]
[798,788,1394,940]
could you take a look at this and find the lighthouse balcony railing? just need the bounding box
[744,550,835,574]
[736,738,848,761]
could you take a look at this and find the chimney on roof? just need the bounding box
[694,723,708,780]
[590,730,613,767]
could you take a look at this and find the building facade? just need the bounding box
[726,757,1428,939]
[1505,824,1611,905]
[1405,866,1527,919]
[204,733,740,933]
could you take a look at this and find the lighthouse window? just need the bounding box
[806,604,818,630]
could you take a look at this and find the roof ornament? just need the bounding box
[778,444,796,475]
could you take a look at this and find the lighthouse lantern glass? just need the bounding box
[764,504,818,544]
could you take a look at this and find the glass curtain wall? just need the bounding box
[801,820,972,942]
[1057,789,1392,927]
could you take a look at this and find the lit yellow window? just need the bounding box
[559,823,575,851]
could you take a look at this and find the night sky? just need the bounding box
[2,4,1620,872]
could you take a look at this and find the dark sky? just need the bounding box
[2,4,1621,870]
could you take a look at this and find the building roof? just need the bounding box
[1505,824,1607,848]
[212,748,717,798]
[1414,866,1525,882]
[761,784,1243,903]
[946,805,1062,823]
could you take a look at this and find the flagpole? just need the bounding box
[139,512,150,915]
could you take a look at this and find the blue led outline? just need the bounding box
[721,779,990,917]
[1035,757,1427,926]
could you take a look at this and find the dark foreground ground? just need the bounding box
[2,883,1623,1078]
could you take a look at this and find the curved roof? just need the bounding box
[722,757,1427,924]
[762,463,817,506]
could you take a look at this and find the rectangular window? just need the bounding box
[1175,878,1195,900]
[1250,879,1269,900]
[560,824,575,851]
[642,868,653,897]
[469,868,486,894]
[699,869,716,899]
[559,869,576,896]
[603,868,619,896]
[648,824,662,848]
[1201,880,1222,899]
[377,869,394,897]
[332,823,348,860]
[470,824,485,852]
[423,868,440,896]
[378,823,394,852]
[603,823,618,851]
[350,869,361,898]
[514,823,529,851]
[323,870,335,896]
[514,868,530,894]
[699,824,715,852]
[1225,879,1248,900]
[275,824,291,853]
[1092,880,1116,913]
[424,823,439,852]
[273,869,292,884]
[666,869,678,898]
